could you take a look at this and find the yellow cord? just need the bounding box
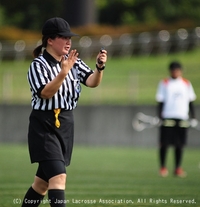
[54,109,61,128]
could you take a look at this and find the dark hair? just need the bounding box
[169,61,182,70]
[33,34,58,58]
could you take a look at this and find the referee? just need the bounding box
[156,61,196,178]
[21,17,107,207]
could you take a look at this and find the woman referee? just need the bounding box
[21,17,107,207]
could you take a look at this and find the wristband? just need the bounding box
[96,63,105,73]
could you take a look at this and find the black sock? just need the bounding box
[21,187,44,207]
[175,147,183,168]
[48,189,66,207]
[160,146,167,168]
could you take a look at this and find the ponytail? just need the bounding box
[32,35,50,58]
[33,35,58,58]
[33,45,43,58]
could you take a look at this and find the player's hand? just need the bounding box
[151,117,161,126]
[61,49,79,75]
[190,119,198,128]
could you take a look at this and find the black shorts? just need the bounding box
[159,119,188,147]
[28,109,74,166]
[36,160,66,182]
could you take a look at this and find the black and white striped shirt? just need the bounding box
[27,50,93,110]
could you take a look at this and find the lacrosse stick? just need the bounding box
[132,112,160,132]
[132,112,200,132]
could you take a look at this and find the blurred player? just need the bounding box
[156,61,197,177]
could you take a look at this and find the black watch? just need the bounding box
[96,63,105,72]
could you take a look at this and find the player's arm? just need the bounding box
[157,102,164,119]
[189,101,199,128]
[189,101,195,119]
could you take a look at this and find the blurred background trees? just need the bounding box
[97,0,200,26]
[0,0,200,31]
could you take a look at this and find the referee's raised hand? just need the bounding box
[61,49,79,76]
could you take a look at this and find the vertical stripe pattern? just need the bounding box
[27,53,93,110]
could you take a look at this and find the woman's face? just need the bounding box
[48,36,72,57]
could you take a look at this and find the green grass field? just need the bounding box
[0,144,200,207]
[1,48,200,105]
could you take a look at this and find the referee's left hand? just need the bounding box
[96,49,107,67]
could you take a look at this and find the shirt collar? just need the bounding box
[43,49,60,67]
[169,76,182,80]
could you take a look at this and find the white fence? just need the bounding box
[1,27,200,61]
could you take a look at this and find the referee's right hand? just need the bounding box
[61,50,79,76]
[40,50,79,99]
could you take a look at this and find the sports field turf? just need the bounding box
[0,144,199,207]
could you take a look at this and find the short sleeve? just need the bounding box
[27,59,49,96]
[74,59,94,85]
[156,80,165,102]
[188,82,196,101]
